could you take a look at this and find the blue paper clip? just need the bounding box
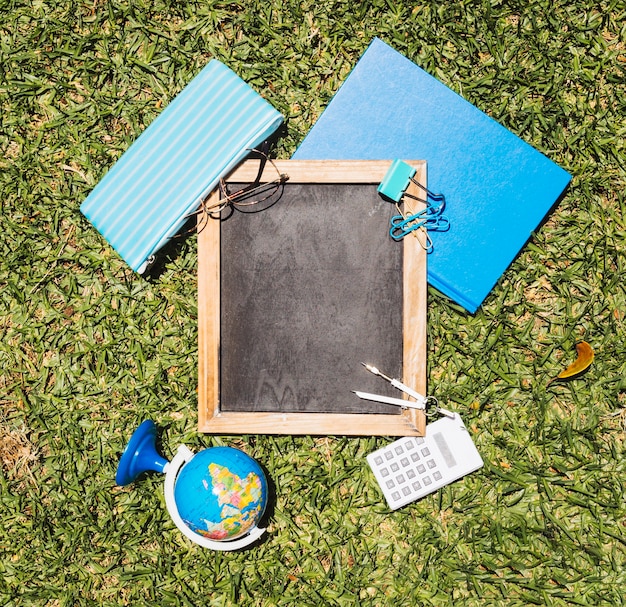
[378,160,449,247]
[390,207,450,246]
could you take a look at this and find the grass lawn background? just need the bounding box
[1,1,625,605]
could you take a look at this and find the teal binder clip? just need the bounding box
[377,159,418,203]
[378,160,449,248]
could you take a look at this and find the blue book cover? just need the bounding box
[293,38,571,313]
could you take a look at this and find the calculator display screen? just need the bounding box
[433,432,457,468]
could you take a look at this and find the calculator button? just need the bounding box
[423,476,432,486]
[396,474,405,484]
[433,471,442,481]
[427,459,436,469]
[412,480,421,490]
[400,457,409,467]
[417,464,426,474]
[374,456,383,465]
[386,480,395,489]
[402,486,411,496]
[385,451,393,460]
[392,491,401,501]
[391,463,399,472]
[395,446,404,455]
[406,469,416,479]
[380,467,389,477]
[421,447,430,456]
[405,442,415,450]
[416,438,425,445]
[411,452,420,462]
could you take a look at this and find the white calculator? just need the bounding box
[366,413,483,510]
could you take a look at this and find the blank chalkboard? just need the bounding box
[198,160,427,436]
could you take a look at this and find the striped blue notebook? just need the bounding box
[81,60,283,273]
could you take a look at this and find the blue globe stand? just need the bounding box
[116,420,168,486]
[115,420,267,551]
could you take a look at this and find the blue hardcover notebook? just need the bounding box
[294,38,571,313]
[81,60,283,273]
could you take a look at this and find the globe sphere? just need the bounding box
[174,446,268,541]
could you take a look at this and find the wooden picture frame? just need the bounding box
[198,160,427,436]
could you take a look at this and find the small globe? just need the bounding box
[174,446,268,541]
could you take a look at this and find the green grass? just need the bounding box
[1,0,625,605]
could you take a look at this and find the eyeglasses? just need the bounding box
[193,150,289,233]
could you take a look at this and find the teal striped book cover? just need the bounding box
[81,60,283,272]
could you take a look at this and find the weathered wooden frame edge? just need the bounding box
[197,159,427,436]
